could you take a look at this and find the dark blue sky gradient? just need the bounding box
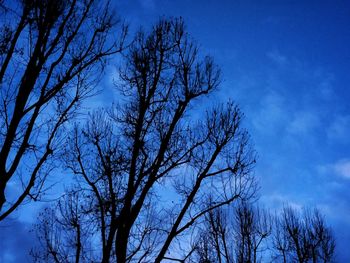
[1,1,350,262]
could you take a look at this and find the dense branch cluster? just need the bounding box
[32,19,256,262]
[0,0,126,220]
[193,204,335,263]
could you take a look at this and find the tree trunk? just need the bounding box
[0,179,6,212]
[115,225,131,263]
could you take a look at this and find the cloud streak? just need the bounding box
[334,159,350,179]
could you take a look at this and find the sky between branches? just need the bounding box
[1,0,350,262]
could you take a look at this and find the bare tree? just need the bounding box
[194,207,232,263]
[194,204,335,263]
[234,203,272,263]
[272,213,290,263]
[31,191,95,263]
[193,202,271,263]
[33,18,257,263]
[272,206,336,263]
[0,0,126,220]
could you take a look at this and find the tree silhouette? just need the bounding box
[192,203,336,263]
[193,202,271,263]
[0,0,126,220]
[234,203,272,263]
[32,18,257,263]
[272,206,336,263]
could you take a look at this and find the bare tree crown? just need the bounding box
[32,18,257,263]
[0,0,126,220]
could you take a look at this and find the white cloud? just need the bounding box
[334,159,350,179]
[317,159,350,180]
[260,193,303,213]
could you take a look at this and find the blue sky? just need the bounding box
[114,0,350,260]
[1,0,350,262]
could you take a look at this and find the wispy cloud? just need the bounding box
[334,159,350,179]
[0,219,38,262]
[261,193,303,213]
[317,159,350,180]
[287,111,320,135]
[267,50,288,66]
[251,90,286,134]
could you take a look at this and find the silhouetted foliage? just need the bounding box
[32,18,257,263]
[0,0,126,220]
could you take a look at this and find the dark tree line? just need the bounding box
[193,203,335,263]
[272,206,335,263]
